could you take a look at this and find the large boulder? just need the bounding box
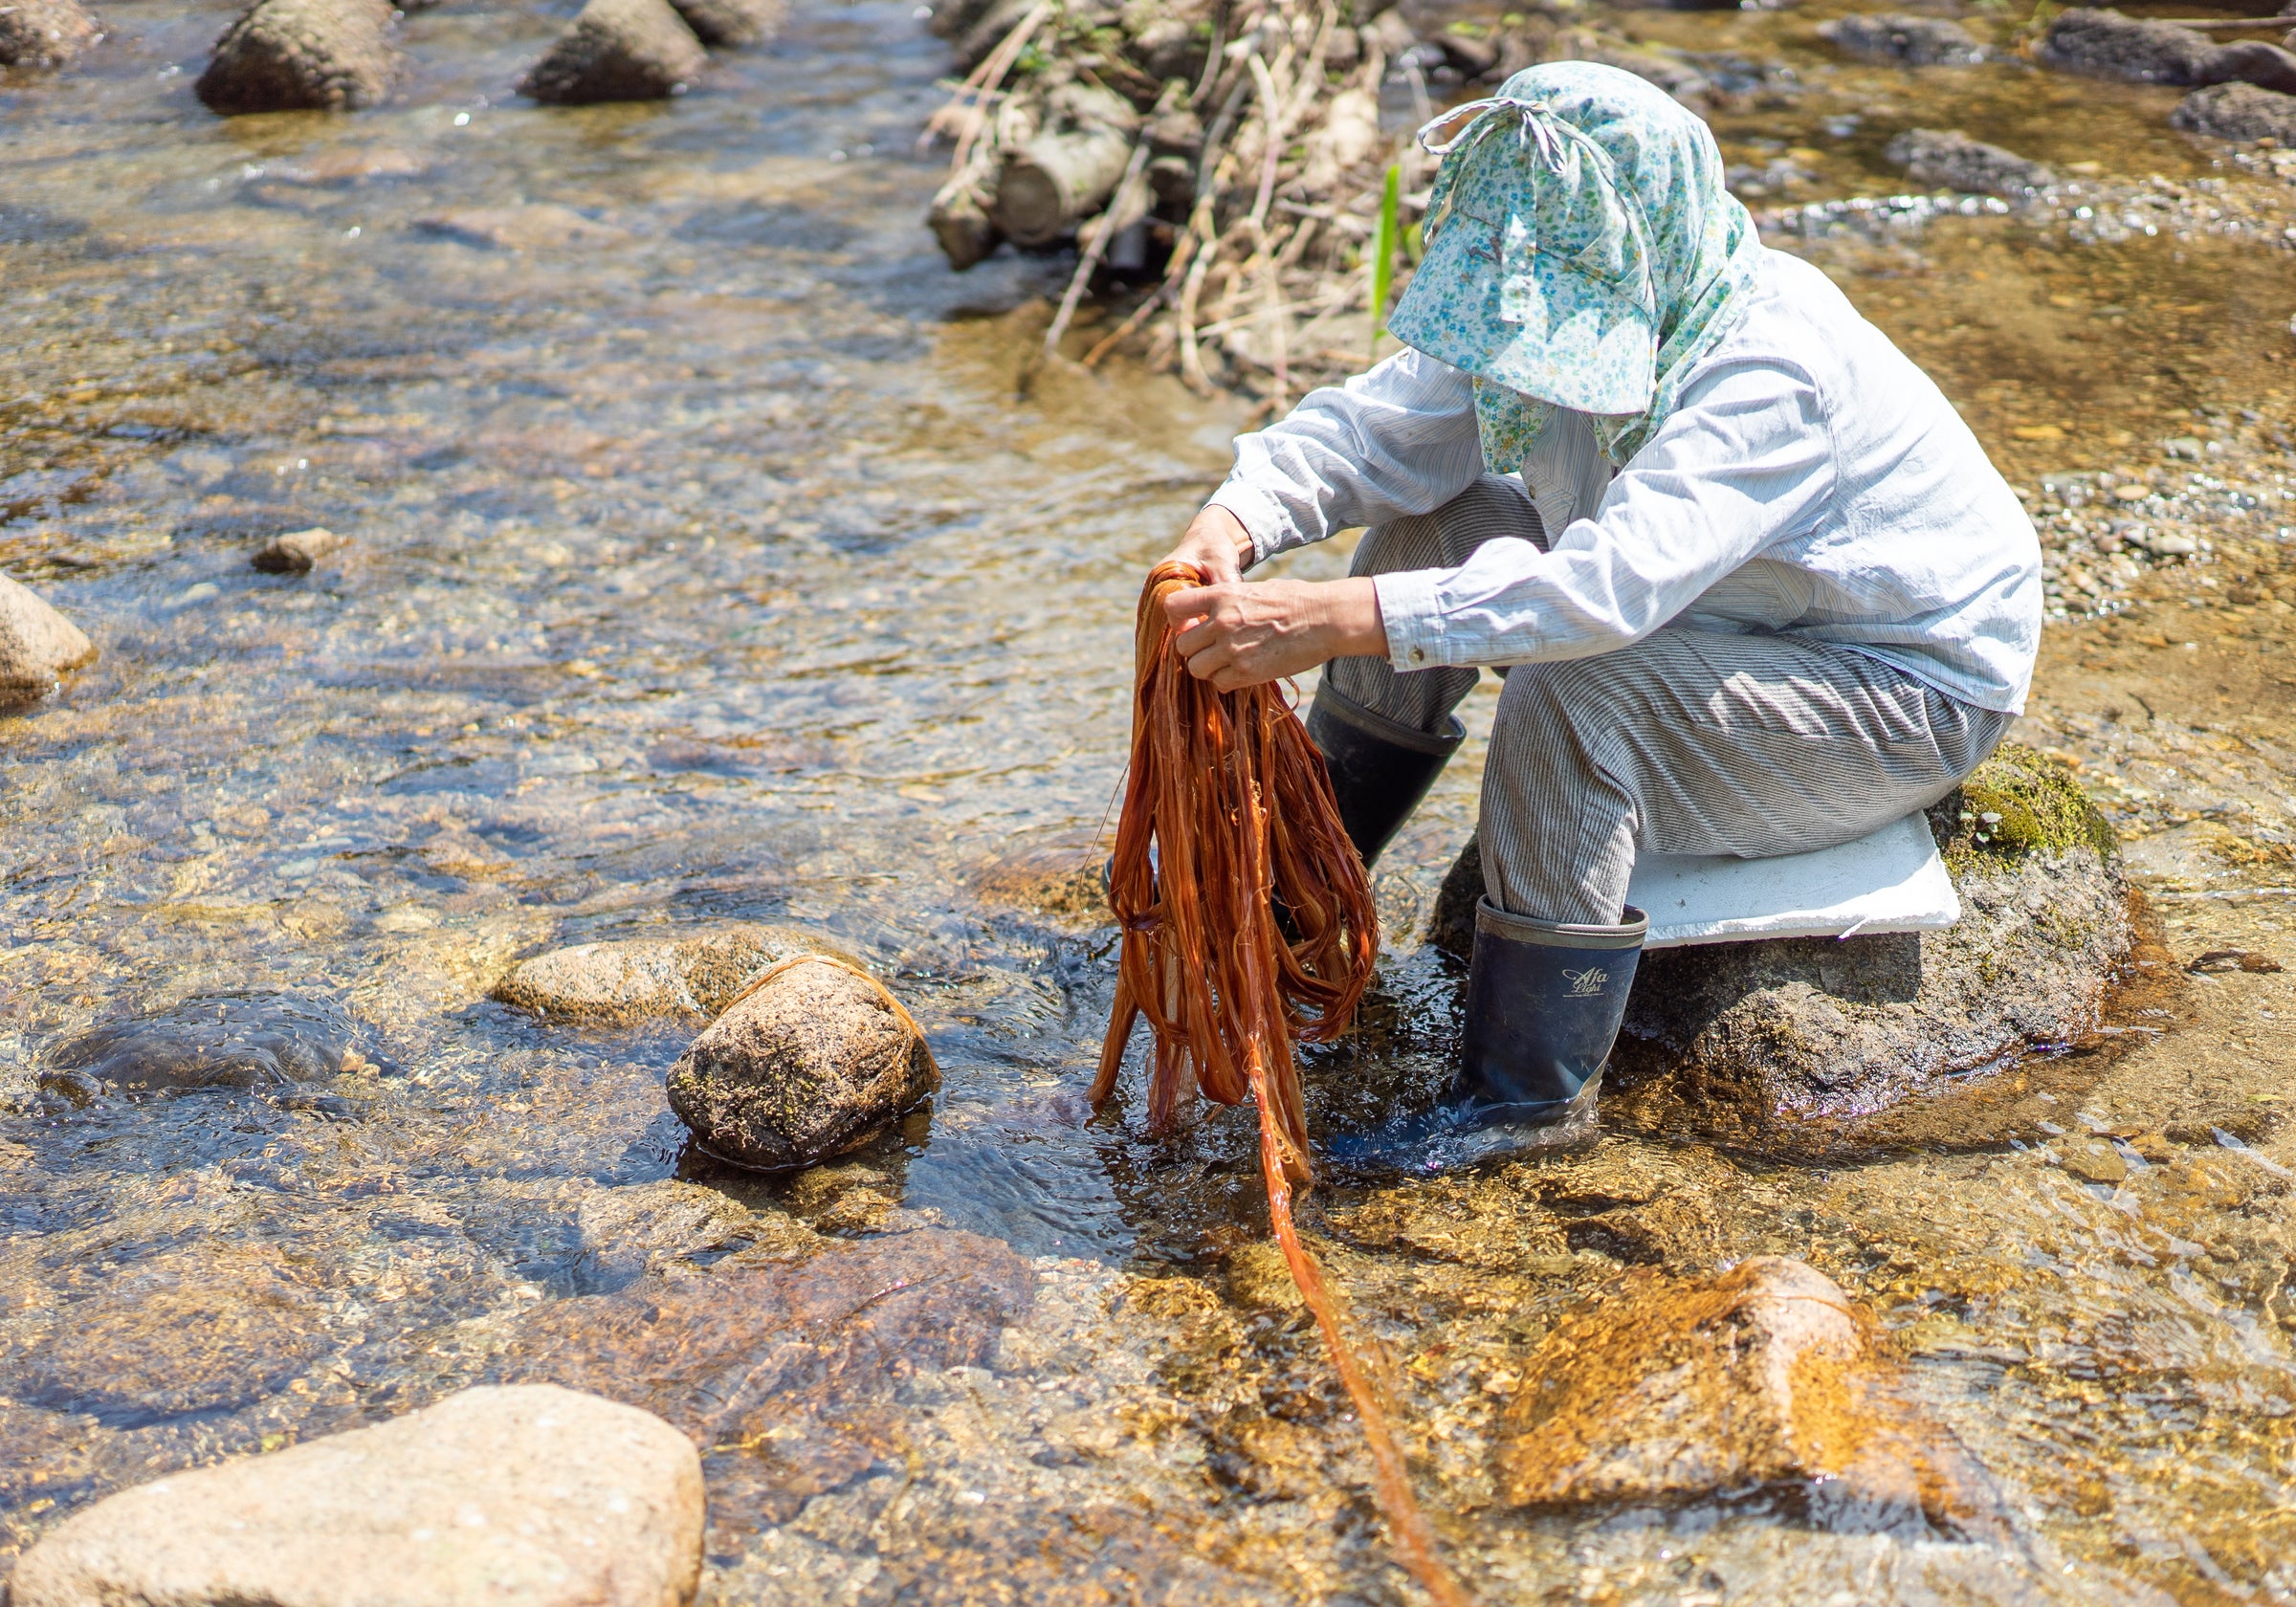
[0,0,99,67]
[665,0,782,47]
[1500,1258,2004,1536]
[1427,744,2130,1134]
[667,954,938,1171]
[1819,13,1983,67]
[2199,39,2296,96]
[492,923,841,1024]
[1886,127,2054,198]
[2035,8,2214,84]
[11,1385,703,1607]
[518,0,706,106]
[0,574,97,703]
[194,0,397,115]
[2175,79,2296,143]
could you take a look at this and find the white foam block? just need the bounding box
[1628,810,1960,951]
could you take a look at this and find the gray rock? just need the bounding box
[518,0,706,105]
[666,0,782,47]
[2036,8,2213,84]
[566,1178,820,1291]
[2175,79,2296,143]
[667,955,938,1171]
[2200,39,2296,95]
[1820,13,1983,67]
[194,0,397,115]
[0,0,99,67]
[0,573,96,702]
[11,1384,704,1607]
[47,991,365,1093]
[492,923,842,1024]
[251,525,347,573]
[1428,744,2130,1132]
[1885,127,2054,197]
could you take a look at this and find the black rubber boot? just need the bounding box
[1451,898,1647,1126]
[1331,898,1646,1176]
[1305,682,1465,869]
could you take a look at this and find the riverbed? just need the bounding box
[4,0,2295,1601]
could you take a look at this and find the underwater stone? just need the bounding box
[493,923,843,1024]
[1819,13,1982,67]
[1885,127,2054,198]
[2036,8,2214,84]
[517,0,706,106]
[2174,80,2296,143]
[1500,1258,2005,1534]
[1429,744,2132,1132]
[194,0,397,114]
[0,574,97,702]
[666,955,938,1171]
[0,0,99,67]
[11,1385,703,1607]
[251,525,347,573]
[2056,1136,2130,1184]
[49,991,365,1091]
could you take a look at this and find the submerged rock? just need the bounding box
[250,525,347,573]
[493,923,840,1024]
[1819,13,1982,67]
[518,0,706,105]
[1429,745,2130,1134]
[11,1385,703,1607]
[1501,1259,2004,1534]
[0,574,98,703]
[2175,80,2296,143]
[0,0,99,68]
[667,955,938,1170]
[666,0,782,47]
[1886,127,2054,198]
[194,0,398,115]
[2036,8,2213,84]
[49,991,365,1093]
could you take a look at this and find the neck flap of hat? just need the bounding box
[1386,62,1762,468]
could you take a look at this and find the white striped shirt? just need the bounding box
[1208,249,2042,715]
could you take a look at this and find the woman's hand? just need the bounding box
[1160,576,1389,692]
[1156,504,1256,587]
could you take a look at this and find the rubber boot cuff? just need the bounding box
[1305,682,1465,870]
[1454,898,1647,1129]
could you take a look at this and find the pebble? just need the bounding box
[195,0,399,114]
[666,954,938,1171]
[251,526,348,573]
[11,1385,703,1607]
[0,573,98,703]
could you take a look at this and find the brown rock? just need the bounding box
[0,0,99,68]
[517,0,705,106]
[0,574,97,702]
[666,955,938,1170]
[251,525,347,573]
[1500,1258,2003,1536]
[666,0,781,47]
[2056,1136,2130,1184]
[492,923,839,1024]
[194,0,398,115]
[11,1385,702,1607]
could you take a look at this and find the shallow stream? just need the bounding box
[4,1,2295,1601]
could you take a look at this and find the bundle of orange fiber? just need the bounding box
[1093,561,1466,1607]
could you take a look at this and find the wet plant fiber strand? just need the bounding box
[1093,561,1465,1606]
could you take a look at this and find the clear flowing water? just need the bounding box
[4,1,2295,1602]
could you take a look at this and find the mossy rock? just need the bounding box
[1925,741,2117,870]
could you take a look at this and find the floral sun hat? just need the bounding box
[1386,62,1764,471]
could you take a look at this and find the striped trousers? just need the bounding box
[1320,476,2013,927]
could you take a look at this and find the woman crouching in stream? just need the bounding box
[1155,63,2041,1160]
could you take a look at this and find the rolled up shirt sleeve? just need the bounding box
[1204,348,1487,565]
[1374,356,1837,671]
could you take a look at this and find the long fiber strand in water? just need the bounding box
[1093,562,1468,1607]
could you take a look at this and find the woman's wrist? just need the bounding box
[1319,577,1389,662]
